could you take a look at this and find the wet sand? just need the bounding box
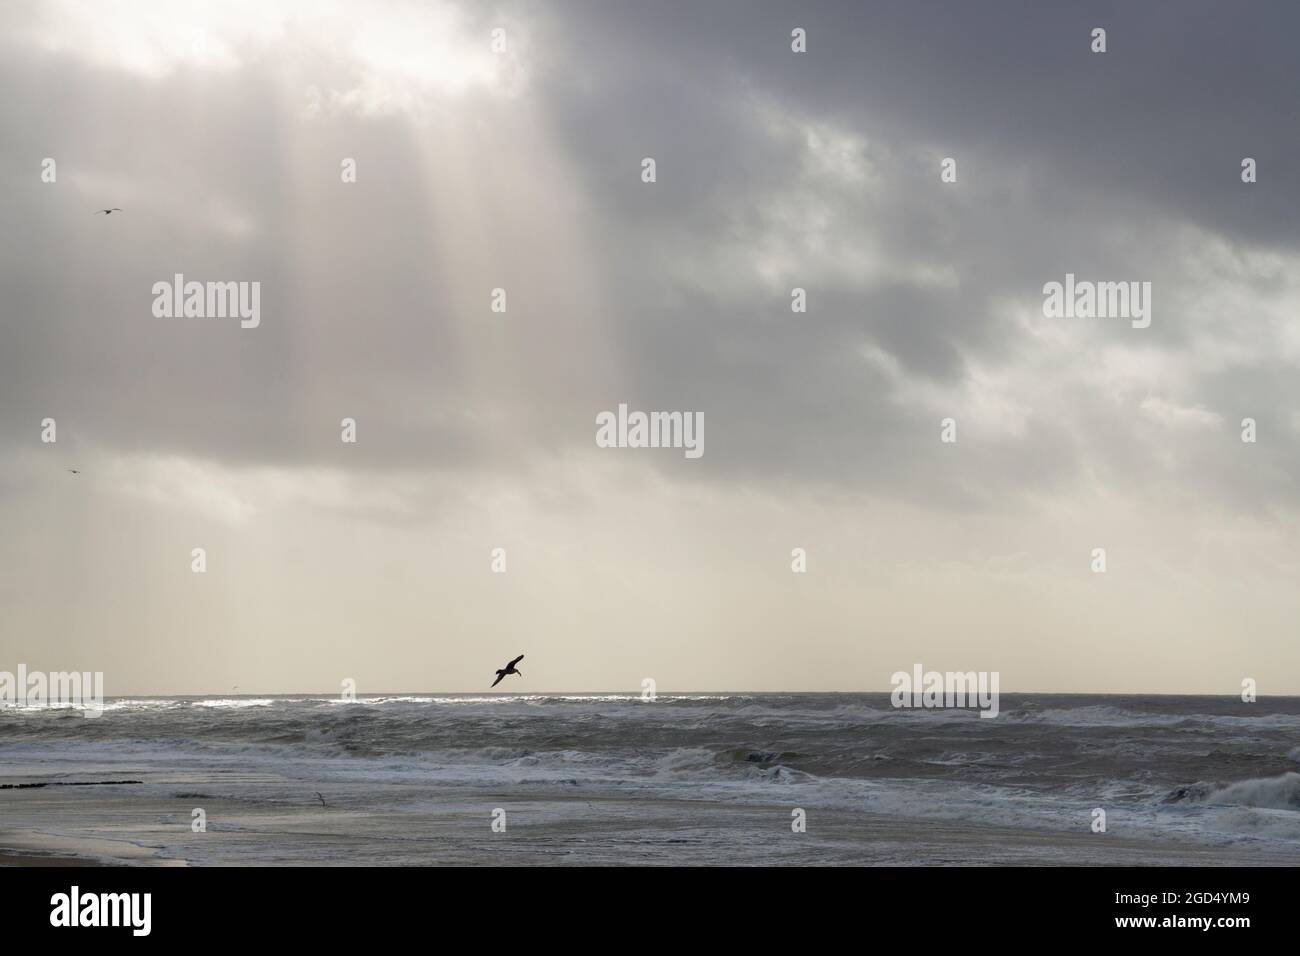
[4,780,1296,866]
[0,826,184,867]
[0,851,106,867]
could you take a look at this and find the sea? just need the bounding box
[2,693,1298,865]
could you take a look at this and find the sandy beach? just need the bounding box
[4,776,1298,867]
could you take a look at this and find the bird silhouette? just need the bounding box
[94,208,122,215]
[66,468,80,475]
[490,654,524,688]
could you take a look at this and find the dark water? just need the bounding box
[2,693,1298,863]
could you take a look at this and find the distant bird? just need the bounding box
[490,654,524,688]
[66,468,80,475]
[94,208,122,215]
[315,791,328,808]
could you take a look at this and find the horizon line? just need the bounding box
[40,689,1298,700]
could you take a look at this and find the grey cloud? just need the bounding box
[2,0,1299,521]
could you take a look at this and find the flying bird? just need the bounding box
[490,654,524,688]
[94,208,122,215]
[66,468,80,475]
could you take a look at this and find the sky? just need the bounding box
[2,0,1299,695]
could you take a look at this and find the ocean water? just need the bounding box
[2,693,1298,865]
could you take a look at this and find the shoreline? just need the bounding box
[4,789,1296,867]
[0,829,187,868]
[0,850,108,867]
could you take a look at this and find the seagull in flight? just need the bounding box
[490,654,524,688]
[94,208,123,215]
[66,468,80,475]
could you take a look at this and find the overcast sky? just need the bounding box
[3,0,1299,695]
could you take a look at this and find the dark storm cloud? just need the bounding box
[548,0,1300,248]
[523,0,1300,508]
[2,0,1298,516]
